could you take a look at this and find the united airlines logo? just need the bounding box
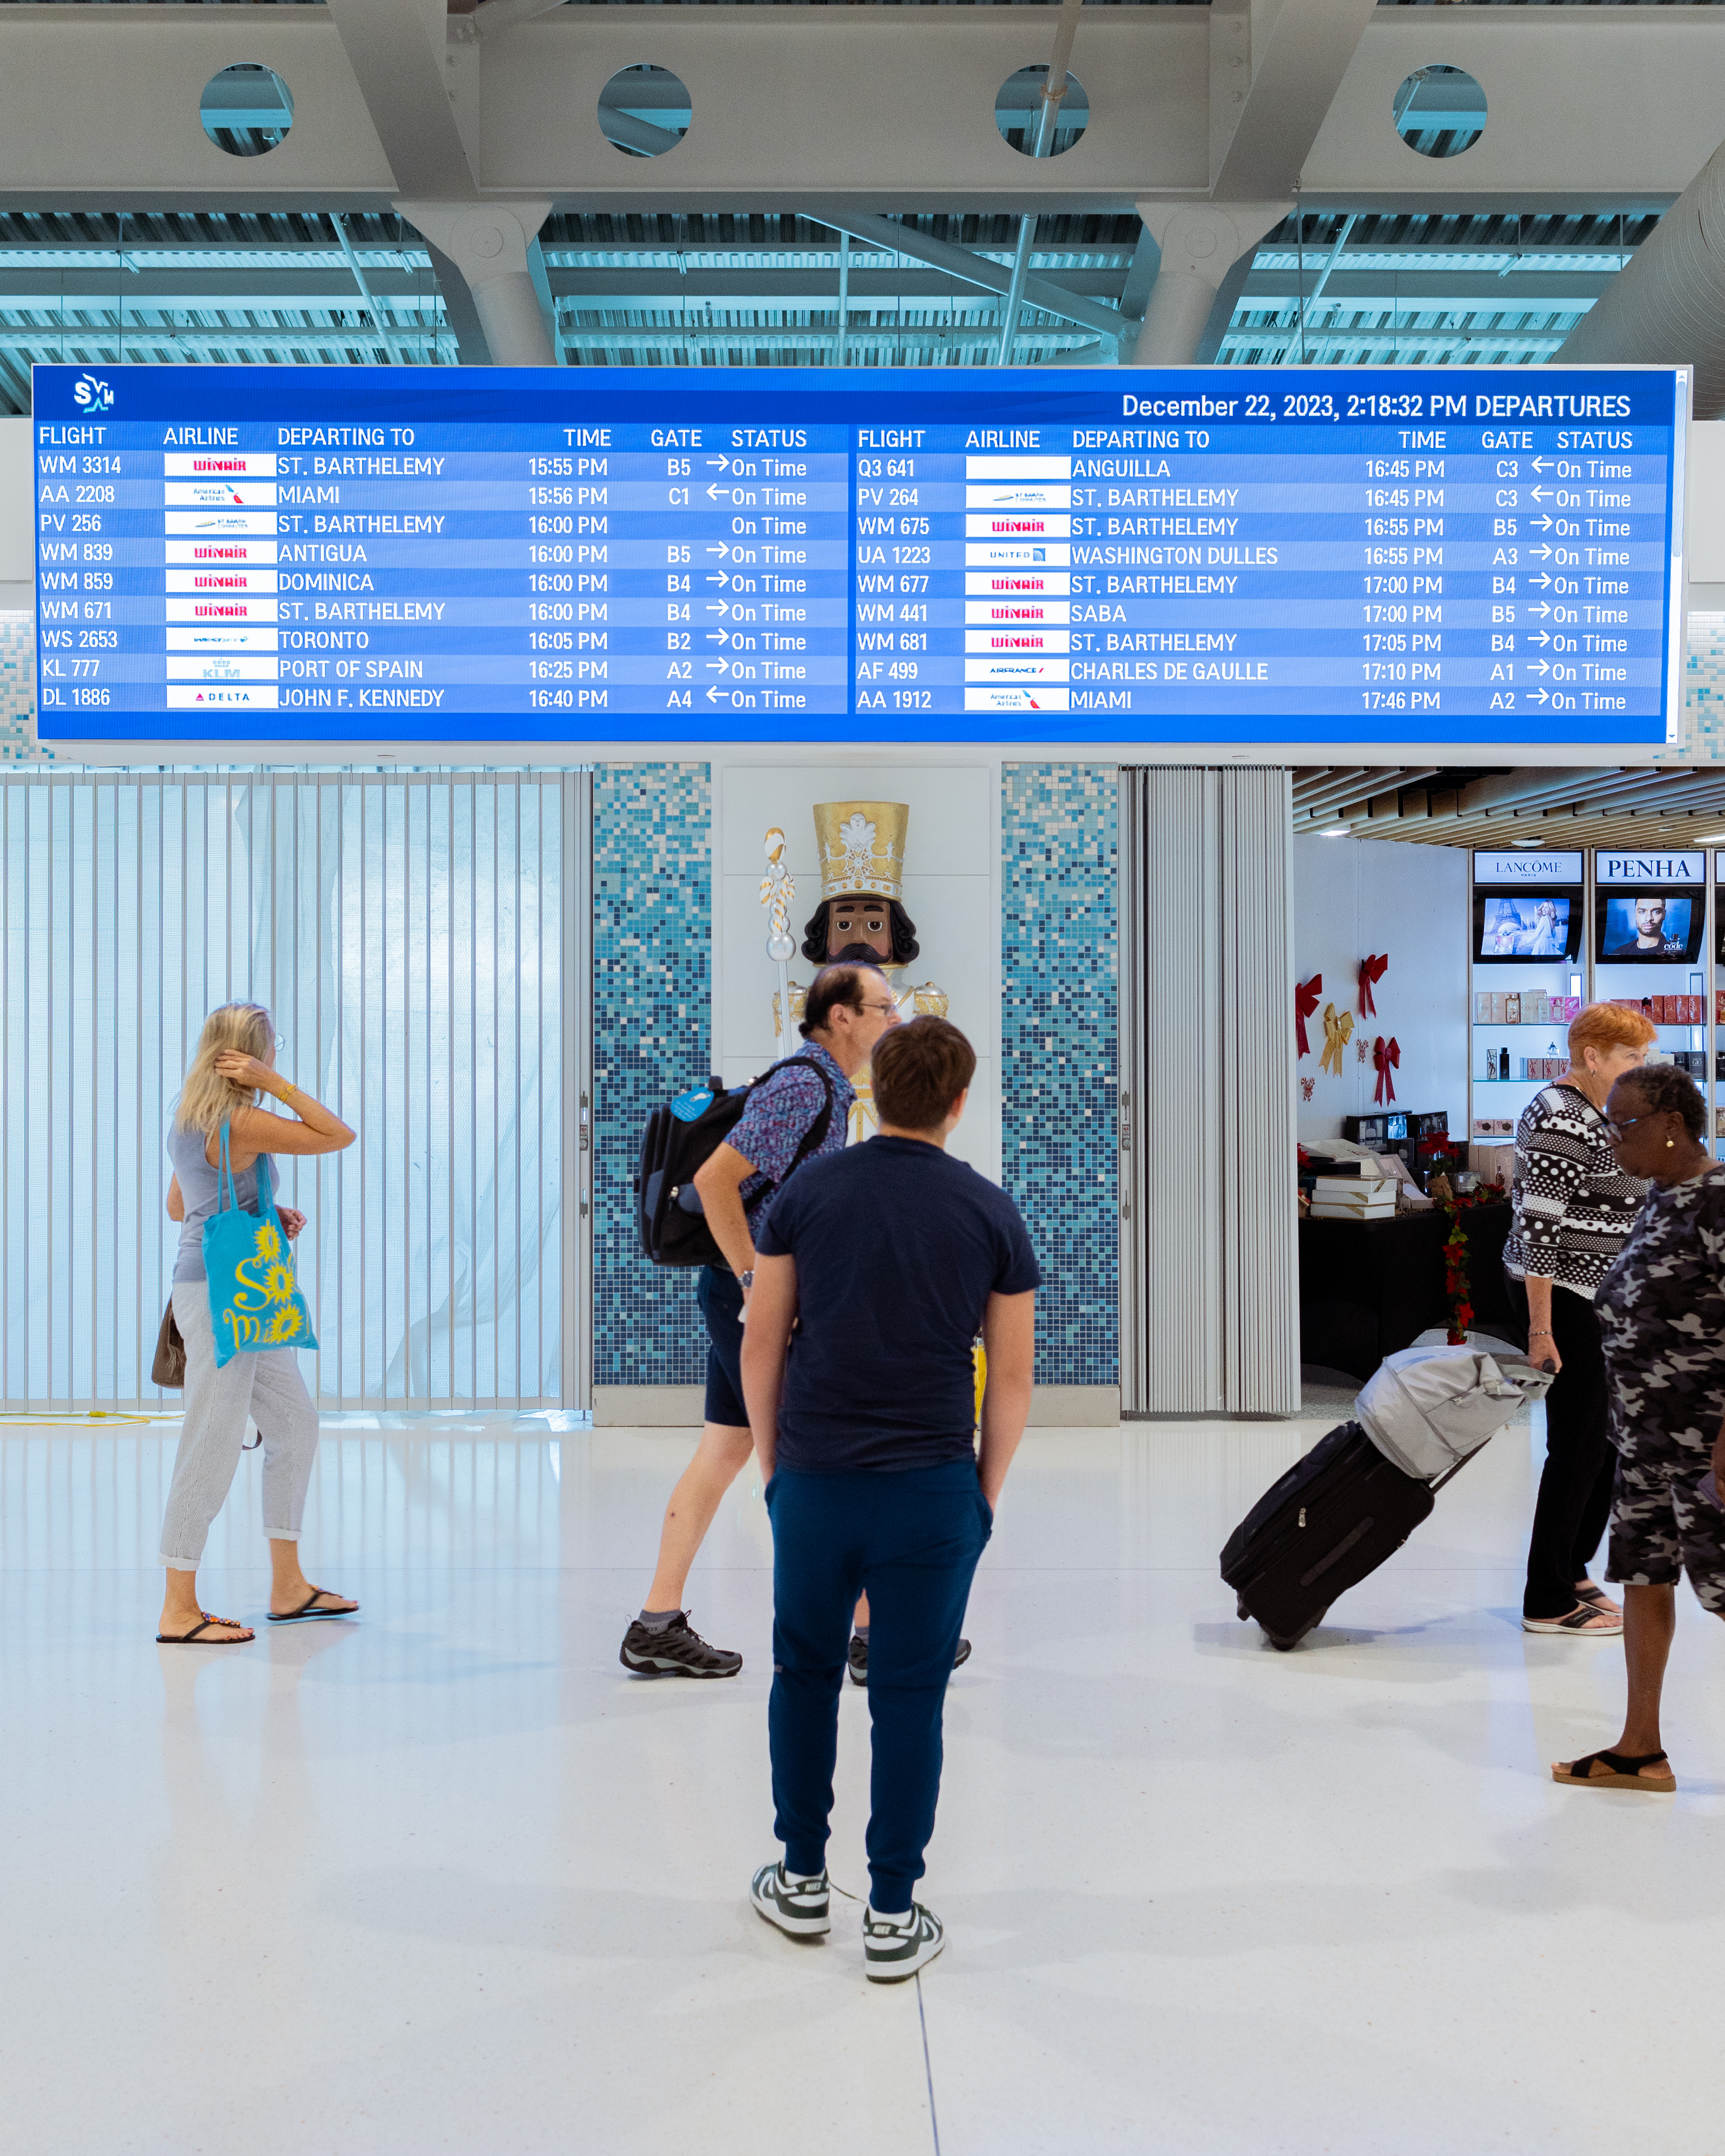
[73,374,114,413]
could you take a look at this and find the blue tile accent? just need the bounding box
[1002,764,1117,1387]
[1683,612,1725,761]
[0,613,52,764]
[593,762,711,1387]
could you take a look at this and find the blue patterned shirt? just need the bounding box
[731,1042,853,1232]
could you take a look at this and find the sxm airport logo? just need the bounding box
[72,374,114,413]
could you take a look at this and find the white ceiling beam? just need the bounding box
[1209,0,1379,201]
[0,7,1721,213]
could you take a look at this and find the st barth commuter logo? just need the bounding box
[73,374,114,413]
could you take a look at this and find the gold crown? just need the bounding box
[813,800,909,901]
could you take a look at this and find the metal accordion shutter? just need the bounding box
[1118,766,1297,1417]
[0,769,592,1413]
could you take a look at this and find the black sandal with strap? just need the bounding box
[156,1612,254,1645]
[1553,1748,1675,1791]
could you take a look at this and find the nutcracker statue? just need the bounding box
[771,799,948,1141]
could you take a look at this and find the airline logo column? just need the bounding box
[164,452,280,711]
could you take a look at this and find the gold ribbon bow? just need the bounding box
[1319,1003,1353,1077]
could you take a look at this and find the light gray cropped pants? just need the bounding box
[159,1281,321,1570]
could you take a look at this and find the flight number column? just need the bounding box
[34,426,160,724]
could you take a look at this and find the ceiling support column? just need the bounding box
[395,200,557,366]
[1127,201,1288,366]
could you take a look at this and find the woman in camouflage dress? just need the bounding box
[1555,1065,1725,1793]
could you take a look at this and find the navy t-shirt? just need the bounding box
[755,1134,1041,1472]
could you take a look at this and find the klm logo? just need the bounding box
[73,374,113,413]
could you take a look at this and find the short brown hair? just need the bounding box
[872,1015,976,1131]
[800,962,885,1039]
[1568,1001,1657,1061]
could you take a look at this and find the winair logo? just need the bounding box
[73,374,114,412]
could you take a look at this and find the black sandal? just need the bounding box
[266,1587,359,1624]
[156,1612,253,1645]
[1552,1748,1675,1791]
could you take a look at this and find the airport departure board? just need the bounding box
[31,362,1687,747]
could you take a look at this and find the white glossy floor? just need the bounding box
[5,1404,1725,2156]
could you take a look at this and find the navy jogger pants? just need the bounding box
[765,1458,991,1914]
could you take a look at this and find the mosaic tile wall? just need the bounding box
[1680,612,1725,761]
[593,762,711,1388]
[0,612,48,764]
[1002,764,1118,1387]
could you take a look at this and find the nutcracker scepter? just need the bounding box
[760,826,797,1060]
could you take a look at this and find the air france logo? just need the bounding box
[73,374,113,413]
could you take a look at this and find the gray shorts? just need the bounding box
[1607,1452,1725,1616]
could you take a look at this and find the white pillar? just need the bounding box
[1128,201,1289,367]
[395,199,557,367]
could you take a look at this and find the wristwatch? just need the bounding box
[739,1269,755,1291]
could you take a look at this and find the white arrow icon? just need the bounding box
[1533,516,1554,531]
[706,659,730,673]
[705,602,729,615]
[1529,603,1550,616]
[1529,688,1550,704]
[706,483,729,502]
[1531,456,1552,472]
[705,685,722,704]
[1531,545,1553,560]
[1528,660,1549,676]
[1530,632,1550,647]
[706,572,729,587]
[706,544,729,557]
[706,456,730,470]
[1532,574,1552,589]
[705,630,729,644]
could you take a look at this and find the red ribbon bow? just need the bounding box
[1373,1034,1400,1104]
[1359,952,1389,1017]
[1295,973,1323,1058]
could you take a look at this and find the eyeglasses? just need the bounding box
[857,1000,899,1019]
[1604,1113,1652,1138]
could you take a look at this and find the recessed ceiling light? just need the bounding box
[1320,825,1349,837]
[1695,831,1725,843]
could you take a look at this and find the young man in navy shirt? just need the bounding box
[619,962,901,1678]
[741,1016,1038,1982]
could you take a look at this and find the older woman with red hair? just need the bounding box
[1503,1001,1657,1634]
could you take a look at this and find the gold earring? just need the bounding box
[1666,1138,1676,1149]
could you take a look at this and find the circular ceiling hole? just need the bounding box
[1392,65,1486,159]
[599,65,691,159]
[995,66,1089,158]
[200,63,295,157]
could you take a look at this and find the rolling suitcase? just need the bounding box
[1220,1422,1434,1650]
[1221,1344,1555,1651]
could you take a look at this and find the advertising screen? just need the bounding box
[1473,889,1583,964]
[1595,889,1705,965]
[30,361,1687,746]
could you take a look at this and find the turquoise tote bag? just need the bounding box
[203,1123,319,1369]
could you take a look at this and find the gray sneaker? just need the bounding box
[751,1860,832,1939]
[619,1611,742,1679]
[863,1900,945,1982]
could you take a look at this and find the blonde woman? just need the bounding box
[157,1003,356,1645]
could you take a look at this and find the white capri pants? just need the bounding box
[159,1280,321,1569]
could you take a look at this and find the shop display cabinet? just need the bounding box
[1468,848,1718,1168]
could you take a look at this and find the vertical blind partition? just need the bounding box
[0,771,587,1412]
[1118,767,1298,1418]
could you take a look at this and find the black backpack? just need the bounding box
[634,1057,837,1268]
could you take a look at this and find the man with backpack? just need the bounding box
[619,962,902,1678]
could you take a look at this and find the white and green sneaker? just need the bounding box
[863,1900,945,1983]
[750,1860,832,1939]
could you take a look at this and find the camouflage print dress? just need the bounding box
[1594,1163,1725,1614]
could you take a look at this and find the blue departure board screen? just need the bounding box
[30,362,1686,747]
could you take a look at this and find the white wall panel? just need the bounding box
[0,770,587,1411]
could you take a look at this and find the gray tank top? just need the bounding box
[166,1119,271,1284]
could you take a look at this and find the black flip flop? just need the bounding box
[157,1612,253,1644]
[266,1588,359,1624]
